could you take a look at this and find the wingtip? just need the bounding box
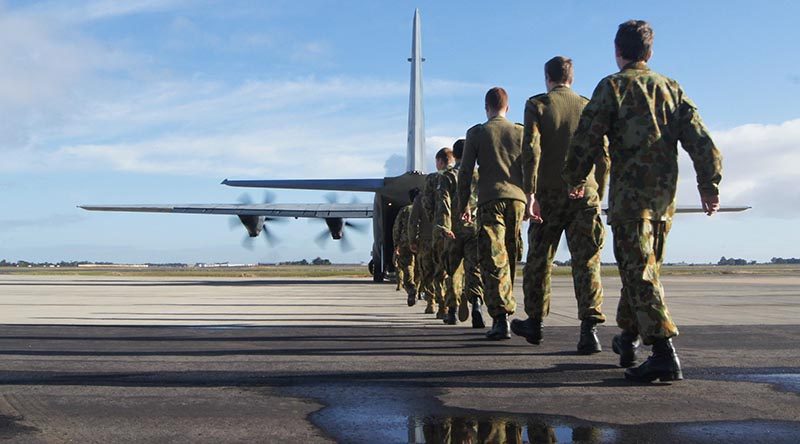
[221,179,229,185]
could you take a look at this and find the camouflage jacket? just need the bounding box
[458,115,526,212]
[434,163,478,236]
[563,62,722,224]
[522,86,609,205]
[392,204,413,248]
[408,193,433,242]
[421,172,439,223]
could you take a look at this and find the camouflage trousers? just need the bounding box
[522,197,605,322]
[395,246,416,295]
[612,219,678,345]
[417,241,444,306]
[437,229,483,309]
[478,199,525,318]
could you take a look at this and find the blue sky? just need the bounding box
[0,0,798,264]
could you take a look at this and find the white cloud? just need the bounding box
[678,118,800,217]
[22,0,190,23]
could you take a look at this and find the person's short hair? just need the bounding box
[435,147,454,165]
[408,187,421,202]
[485,87,508,112]
[544,56,574,84]
[452,139,466,160]
[615,20,654,62]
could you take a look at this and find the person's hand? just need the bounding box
[410,243,418,253]
[442,230,456,240]
[568,185,585,200]
[525,195,543,223]
[460,205,473,224]
[701,193,720,216]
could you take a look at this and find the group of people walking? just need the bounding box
[393,19,723,383]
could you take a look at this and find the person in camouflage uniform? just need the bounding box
[409,174,442,316]
[512,56,610,354]
[422,169,447,319]
[563,20,722,382]
[393,188,420,306]
[434,141,485,328]
[458,87,526,340]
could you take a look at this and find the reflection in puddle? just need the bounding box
[294,385,800,443]
[407,415,614,443]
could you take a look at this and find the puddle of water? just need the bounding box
[734,373,800,393]
[406,415,616,443]
[290,384,800,444]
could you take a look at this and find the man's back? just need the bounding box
[459,116,525,208]
[565,62,722,224]
[524,87,605,199]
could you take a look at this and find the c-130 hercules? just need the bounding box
[81,10,430,282]
[81,10,750,282]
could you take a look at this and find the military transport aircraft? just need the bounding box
[80,10,750,282]
[81,10,429,282]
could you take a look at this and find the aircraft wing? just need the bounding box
[601,206,752,215]
[221,178,386,193]
[79,203,373,219]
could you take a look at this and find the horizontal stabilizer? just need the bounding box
[221,178,385,193]
[600,206,752,215]
[79,203,373,219]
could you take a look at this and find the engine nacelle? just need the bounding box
[324,218,344,239]
[237,215,265,237]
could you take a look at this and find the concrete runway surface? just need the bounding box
[1,274,799,443]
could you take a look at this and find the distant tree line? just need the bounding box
[771,257,800,264]
[277,257,332,266]
[717,256,756,266]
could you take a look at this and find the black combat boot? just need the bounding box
[612,331,641,368]
[577,319,602,355]
[435,304,446,320]
[471,298,486,329]
[406,288,417,307]
[624,338,683,383]
[486,312,511,340]
[510,317,543,345]
[443,307,457,325]
[458,298,470,323]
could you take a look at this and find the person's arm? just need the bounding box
[593,135,610,201]
[677,90,723,215]
[434,173,456,238]
[407,199,422,252]
[392,212,402,246]
[563,79,614,199]
[522,98,543,222]
[457,126,479,222]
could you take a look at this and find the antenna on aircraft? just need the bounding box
[406,8,425,173]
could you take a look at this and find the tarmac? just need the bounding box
[1,273,799,443]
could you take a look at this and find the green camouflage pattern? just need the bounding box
[522,190,605,322]
[612,219,678,344]
[478,199,524,317]
[520,85,607,323]
[395,245,416,295]
[392,204,413,248]
[434,235,463,309]
[408,194,433,242]
[434,163,482,309]
[563,61,722,225]
[416,240,437,305]
[422,172,439,223]
[449,228,482,308]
